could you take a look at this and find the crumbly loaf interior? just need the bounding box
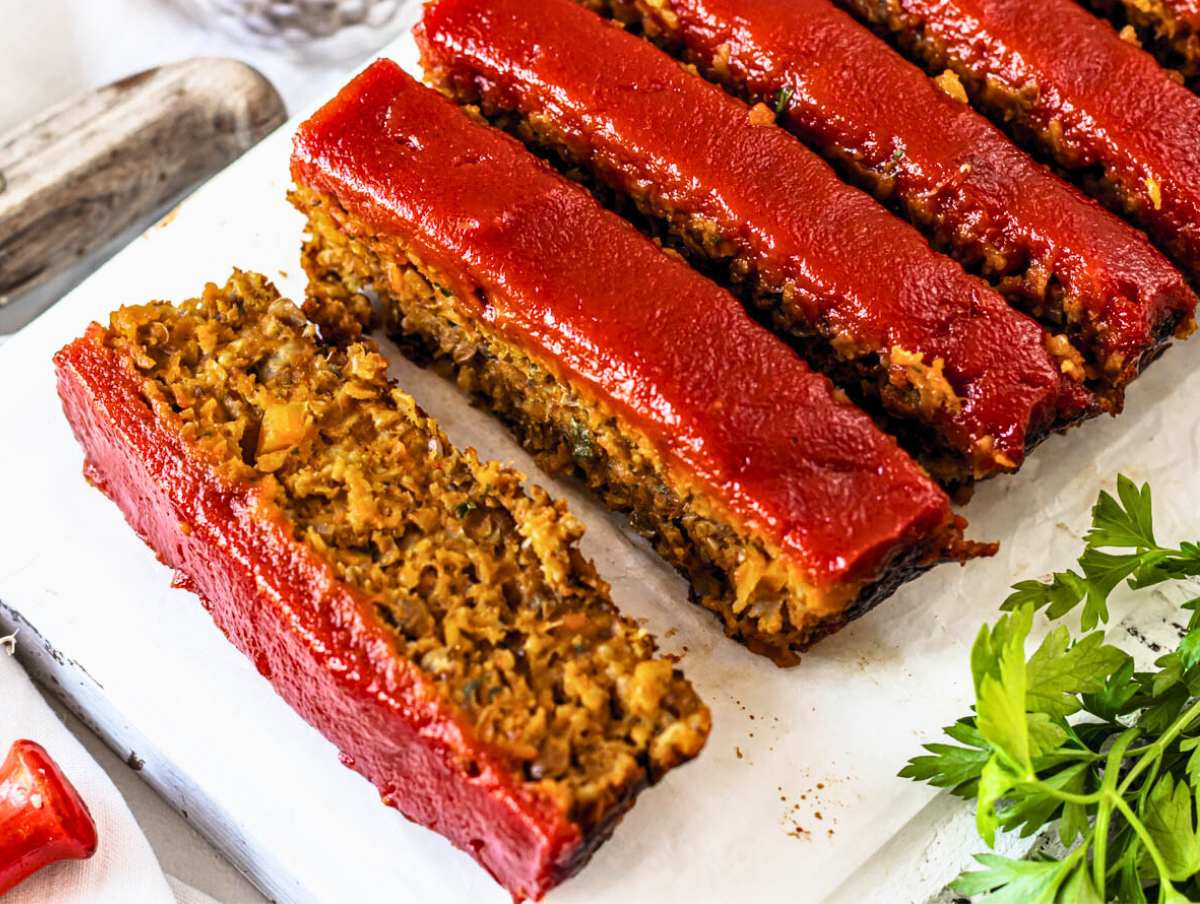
[102,270,709,828]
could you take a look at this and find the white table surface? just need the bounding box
[1,2,415,899]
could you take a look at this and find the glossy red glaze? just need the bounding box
[417,0,1095,474]
[0,740,98,895]
[54,331,584,901]
[640,0,1195,384]
[871,0,1200,280]
[291,60,956,591]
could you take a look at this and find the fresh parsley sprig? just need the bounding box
[902,476,1200,902]
[1002,476,1200,631]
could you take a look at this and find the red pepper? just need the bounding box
[0,740,98,895]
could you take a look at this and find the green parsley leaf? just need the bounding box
[906,477,1200,902]
[998,477,1196,628]
[1026,713,1068,760]
[998,761,1087,838]
[1157,651,1187,698]
[1144,773,1200,881]
[1025,628,1127,717]
[1182,737,1200,786]
[898,723,990,795]
[1081,656,1139,720]
[1078,547,1144,628]
[951,854,1070,902]
[1002,571,1087,620]
[1180,629,1200,672]
[1119,857,1150,904]
[1057,862,1104,904]
[1140,682,1190,736]
[1129,549,1200,590]
[1086,474,1156,550]
[976,757,1018,846]
[974,607,1034,772]
[1058,793,1089,847]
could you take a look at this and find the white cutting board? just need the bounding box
[3,23,1200,904]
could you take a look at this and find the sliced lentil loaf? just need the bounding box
[54,270,709,900]
[838,0,1200,285]
[418,0,1098,485]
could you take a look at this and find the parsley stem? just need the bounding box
[1093,727,1140,889]
[1119,697,1200,796]
[1109,793,1176,900]
[1105,840,1133,882]
[909,478,1200,901]
[1042,748,1103,762]
[1092,795,1114,891]
[1026,781,1103,805]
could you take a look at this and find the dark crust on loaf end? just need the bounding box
[291,185,984,667]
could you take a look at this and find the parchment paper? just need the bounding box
[1,29,1197,904]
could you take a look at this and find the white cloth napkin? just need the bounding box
[0,642,217,904]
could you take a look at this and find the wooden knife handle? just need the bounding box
[0,58,287,303]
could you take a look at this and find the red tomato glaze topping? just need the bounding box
[867,0,1200,281]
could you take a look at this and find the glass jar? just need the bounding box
[169,0,411,63]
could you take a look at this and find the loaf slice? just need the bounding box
[839,0,1200,285]
[290,61,988,668]
[54,270,709,900]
